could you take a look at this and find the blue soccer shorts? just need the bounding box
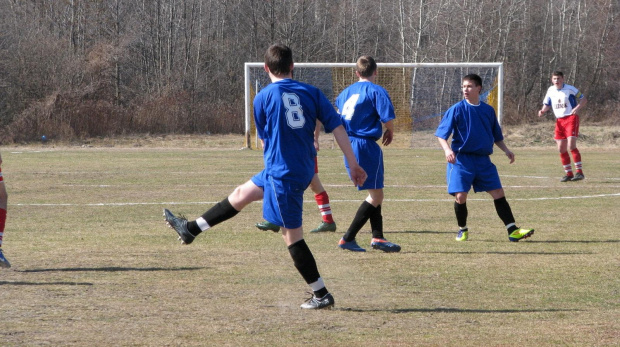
[344,137,384,191]
[446,153,502,195]
[251,170,311,229]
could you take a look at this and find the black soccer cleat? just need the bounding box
[571,172,585,181]
[300,292,335,310]
[560,175,573,182]
[163,208,196,245]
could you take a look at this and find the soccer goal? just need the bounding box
[244,62,503,149]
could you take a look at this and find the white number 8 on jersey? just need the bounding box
[282,92,305,129]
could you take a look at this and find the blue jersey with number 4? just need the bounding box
[253,79,343,181]
[336,81,395,141]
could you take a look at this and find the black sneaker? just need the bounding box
[560,175,573,182]
[300,292,335,310]
[255,220,280,232]
[163,208,196,244]
[571,172,585,181]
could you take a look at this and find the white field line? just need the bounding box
[12,192,620,207]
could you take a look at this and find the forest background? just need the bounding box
[0,0,618,144]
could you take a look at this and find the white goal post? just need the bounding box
[244,62,503,149]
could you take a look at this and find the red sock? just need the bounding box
[560,152,573,176]
[314,191,334,223]
[0,208,5,247]
[571,148,583,173]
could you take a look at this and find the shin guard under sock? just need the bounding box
[343,201,375,242]
[494,197,517,232]
[370,204,383,239]
[571,148,582,172]
[288,239,321,286]
[187,198,239,235]
[454,202,468,229]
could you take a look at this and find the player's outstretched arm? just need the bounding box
[333,125,367,187]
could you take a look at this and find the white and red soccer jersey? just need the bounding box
[543,84,585,119]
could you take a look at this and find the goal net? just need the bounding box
[244,62,503,148]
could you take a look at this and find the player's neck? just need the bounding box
[269,72,293,83]
[464,97,480,106]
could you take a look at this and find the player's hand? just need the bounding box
[349,165,367,187]
[444,149,456,164]
[382,129,393,146]
[537,110,545,117]
[505,150,515,164]
[314,138,320,151]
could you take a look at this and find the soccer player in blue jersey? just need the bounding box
[435,74,534,242]
[334,55,401,253]
[538,71,587,182]
[255,121,338,233]
[163,44,366,309]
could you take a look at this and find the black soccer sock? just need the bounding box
[493,197,518,232]
[186,198,239,235]
[454,201,468,229]
[370,204,384,239]
[288,239,323,289]
[343,201,375,242]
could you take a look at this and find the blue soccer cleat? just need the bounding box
[0,248,11,269]
[370,238,401,252]
[338,238,366,252]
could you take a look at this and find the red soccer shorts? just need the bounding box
[555,114,580,140]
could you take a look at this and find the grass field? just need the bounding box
[0,133,618,346]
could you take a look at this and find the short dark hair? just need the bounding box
[463,74,483,88]
[265,44,293,75]
[356,55,377,78]
[552,71,564,77]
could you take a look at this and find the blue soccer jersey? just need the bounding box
[543,83,584,119]
[253,79,343,181]
[435,99,503,156]
[335,81,396,140]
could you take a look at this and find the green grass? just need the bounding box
[0,136,618,346]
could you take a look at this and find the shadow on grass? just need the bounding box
[338,307,581,314]
[529,240,620,243]
[16,266,205,273]
[0,281,93,286]
[456,239,619,245]
[425,251,593,255]
[387,230,452,234]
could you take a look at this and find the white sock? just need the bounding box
[309,277,325,292]
[196,217,210,231]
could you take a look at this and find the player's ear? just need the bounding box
[264,64,270,73]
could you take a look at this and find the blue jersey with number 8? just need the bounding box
[253,79,343,181]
